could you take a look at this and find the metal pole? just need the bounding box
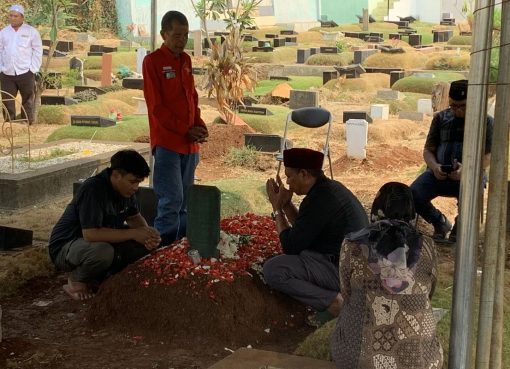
[449,0,494,368]
[475,0,510,367]
[149,0,158,187]
[490,228,507,368]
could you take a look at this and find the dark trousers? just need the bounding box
[54,238,150,283]
[410,169,460,226]
[0,71,36,124]
[262,250,340,312]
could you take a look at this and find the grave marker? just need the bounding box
[334,64,366,79]
[74,86,106,95]
[252,46,273,52]
[399,111,424,121]
[90,44,104,52]
[101,53,113,87]
[269,76,291,81]
[409,34,422,47]
[244,133,291,153]
[377,89,402,100]
[280,30,297,35]
[343,111,372,123]
[273,38,286,47]
[136,47,148,74]
[186,185,221,258]
[390,71,405,87]
[102,46,118,53]
[41,96,78,105]
[417,99,433,115]
[297,48,311,64]
[42,39,73,52]
[323,70,338,85]
[370,104,389,120]
[285,36,297,44]
[265,33,278,39]
[0,225,33,250]
[353,49,378,64]
[320,46,338,54]
[71,115,116,127]
[346,119,368,159]
[87,51,104,57]
[238,106,273,115]
[289,90,319,109]
[309,47,321,55]
[122,78,144,90]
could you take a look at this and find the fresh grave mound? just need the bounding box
[88,214,306,345]
[332,143,422,173]
[200,124,254,160]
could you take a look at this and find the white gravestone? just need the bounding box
[136,47,147,75]
[417,99,433,115]
[370,104,389,120]
[346,119,368,159]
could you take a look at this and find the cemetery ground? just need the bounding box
[0,22,509,368]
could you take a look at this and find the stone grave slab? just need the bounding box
[399,16,416,22]
[399,111,424,121]
[273,38,286,47]
[0,225,33,250]
[1,141,149,210]
[238,106,273,116]
[42,39,73,52]
[284,36,297,43]
[76,33,96,43]
[74,86,106,95]
[103,46,117,53]
[320,46,338,54]
[43,49,67,57]
[186,185,221,258]
[353,49,378,64]
[370,104,389,120]
[309,47,321,55]
[242,34,257,42]
[323,70,338,85]
[390,71,405,87]
[132,97,148,115]
[346,119,368,159]
[320,31,341,41]
[258,40,271,48]
[122,78,144,90]
[365,35,384,43]
[433,30,453,43]
[244,133,291,153]
[192,67,208,75]
[377,89,402,100]
[334,64,365,79]
[378,45,405,54]
[252,46,273,52]
[208,348,335,369]
[71,115,116,127]
[269,76,291,81]
[88,51,103,57]
[41,96,78,105]
[417,99,433,115]
[343,111,372,123]
[280,30,297,35]
[242,96,258,106]
[389,33,402,40]
[365,67,404,75]
[297,48,311,64]
[320,20,338,28]
[409,34,422,47]
[265,33,278,39]
[90,44,104,52]
[289,90,319,109]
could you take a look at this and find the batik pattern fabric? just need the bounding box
[330,236,443,369]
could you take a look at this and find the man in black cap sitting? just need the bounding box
[410,79,494,242]
[263,148,368,317]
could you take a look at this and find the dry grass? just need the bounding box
[425,53,471,71]
[323,73,390,93]
[364,51,427,69]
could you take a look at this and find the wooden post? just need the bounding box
[362,9,369,31]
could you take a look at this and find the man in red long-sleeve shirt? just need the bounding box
[143,10,208,245]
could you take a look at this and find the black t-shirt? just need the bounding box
[279,176,369,257]
[48,168,140,262]
[424,108,494,165]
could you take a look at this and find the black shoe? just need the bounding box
[432,216,452,241]
[448,222,457,243]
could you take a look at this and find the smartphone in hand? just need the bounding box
[440,164,454,174]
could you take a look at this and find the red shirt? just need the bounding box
[142,45,205,154]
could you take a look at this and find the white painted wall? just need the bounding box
[416,1,442,23]
[388,0,415,21]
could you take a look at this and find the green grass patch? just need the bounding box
[237,105,300,134]
[251,76,323,96]
[392,72,466,94]
[37,105,68,125]
[203,178,271,218]
[425,54,471,71]
[17,147,78,163]
[306,52,353,66]
[224,145,260,168]
[46,115,149,142]
[83,51,137,71]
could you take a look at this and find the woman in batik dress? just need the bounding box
[330,182,443,369]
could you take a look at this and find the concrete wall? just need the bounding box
[273,0,319,23]
[321,0,369,24]
[416,2,442,23]
[440,0,470,23]
[388,0,415,21]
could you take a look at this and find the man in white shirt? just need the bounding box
[0,4,42,125]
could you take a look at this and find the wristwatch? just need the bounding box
[271,209,282,220]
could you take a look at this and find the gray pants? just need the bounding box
[0,71,36,124]
[54,238,149,283]
[263,249,340,312]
